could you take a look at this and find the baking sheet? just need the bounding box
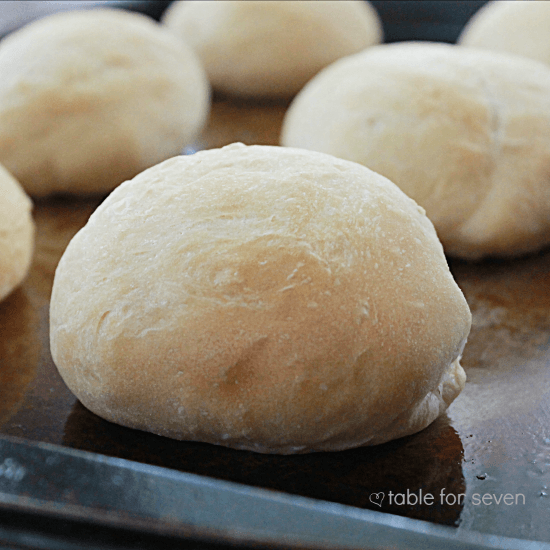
[1,0,550,546]
[1,94,549,545]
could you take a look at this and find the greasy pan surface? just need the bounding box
[1,94,549,543]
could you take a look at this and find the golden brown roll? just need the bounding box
[162,0,382,98]
[281,41,550,260]
[50,143,471,454]
[0,8,210,197]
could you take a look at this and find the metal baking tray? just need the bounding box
[1,1,549,548]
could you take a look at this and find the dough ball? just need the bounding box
[161,0,382,98]
[0,8,210,197]
[50,143,471,454]
[459,1,550,66]
[0,164,34,302]
[281,41,550,260]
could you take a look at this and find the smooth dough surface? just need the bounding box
[161,0,382,98]
[0,8,210,197]
[281,41,550,260]
[0,164,34,302]
[459,1,550,66]
[50,143,471,454]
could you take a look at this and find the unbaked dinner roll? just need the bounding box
[50,143,471,454]
[161,0,382,98]
[0,164,34,302]
[281,41,550,260]
[459,1,550,66]
[0,8,210,197]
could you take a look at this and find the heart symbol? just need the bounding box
[369,492,385,508]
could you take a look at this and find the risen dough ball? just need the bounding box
[0,164,34,302]
[161,0,382,98]
[50,143,470,454]
[281,42,550,260]
[0,8,210,197]
[459,1,550,66]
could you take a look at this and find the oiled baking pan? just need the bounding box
[1,1,550,548]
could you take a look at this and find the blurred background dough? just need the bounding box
[162,0,382,98]
[281,41,550,260]
[0,8,210,197]
[459,0,550,66]
[0,164,34,302]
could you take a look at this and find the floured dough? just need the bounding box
[281,41,550,260]
[459,1,550,66]
[0,8,210,197]
[162,0,382,98]
[50,143,471,454]
[0,164,34,302]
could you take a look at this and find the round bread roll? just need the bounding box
[50,143,471,454]
[0,8,210,197]
[281,41,550,260]
[161,0,382,98]
[0,164,34,302]
[459,1,550,66]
